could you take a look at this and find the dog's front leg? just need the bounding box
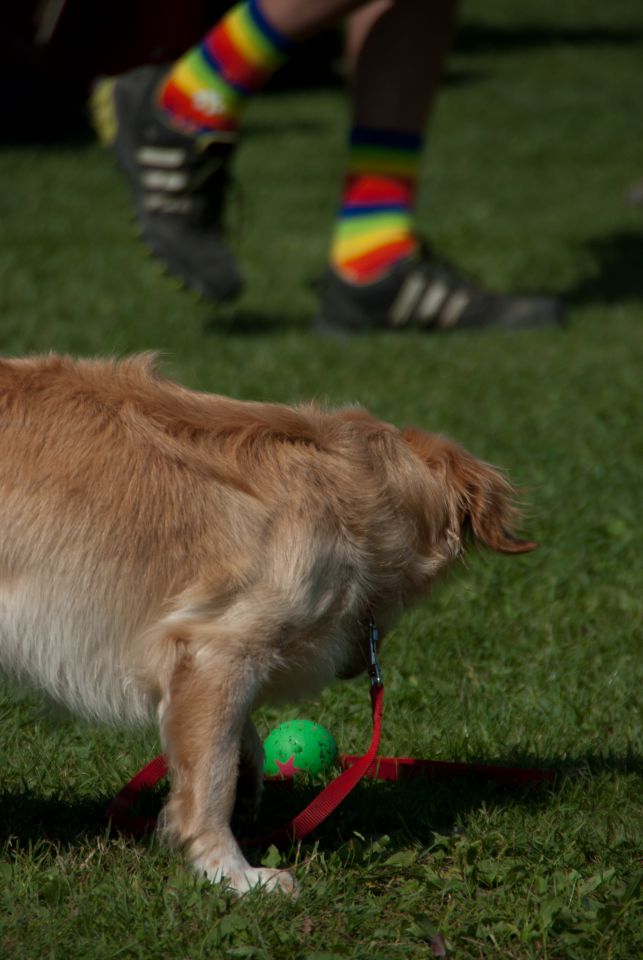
[158,643,295,895]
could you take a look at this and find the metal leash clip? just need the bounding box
[367,616,383,690]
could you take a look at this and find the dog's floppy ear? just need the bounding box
[402,427,537,554]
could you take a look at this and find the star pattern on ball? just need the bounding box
[274,754,302,778]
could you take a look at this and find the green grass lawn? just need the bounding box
[1,0,642,957]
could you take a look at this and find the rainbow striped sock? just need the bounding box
[330,127,422,284]
[159,0,293,138]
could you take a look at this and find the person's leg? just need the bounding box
[330,0,455,285]
[347,0,455,133]
[317,0,563,332]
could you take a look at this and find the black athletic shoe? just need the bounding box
[315,245,564,334]
[91,65,242,301]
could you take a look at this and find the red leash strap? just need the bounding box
[290,684,384,840]
[106,682,553,843]
[106,753,168,836]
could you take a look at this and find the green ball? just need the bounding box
[263,720,338,778]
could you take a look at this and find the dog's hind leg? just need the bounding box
[157,639,295,895]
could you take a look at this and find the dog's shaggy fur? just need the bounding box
[0,354,535,893]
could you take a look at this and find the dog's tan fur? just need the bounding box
[0,354,535,893]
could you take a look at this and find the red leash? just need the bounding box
[107,624,553,843]
[106,753,168,836]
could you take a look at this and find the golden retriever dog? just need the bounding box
[0,354,535,894]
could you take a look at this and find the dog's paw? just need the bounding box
[203,861,298,896]
[232,866,298,896]
[189,837,298,896]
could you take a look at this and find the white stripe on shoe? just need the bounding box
[438,290,472,328]
[389,272,427,326]
[143,193,192,214]
[416,279,451,325]
[141,169,189,192]
[136,146,187,168]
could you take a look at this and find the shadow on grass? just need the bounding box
[0,790,109,847]
[204,309,309,336]
[1,751,639,853]
[566,230,643,305]
[455,21,643,55]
